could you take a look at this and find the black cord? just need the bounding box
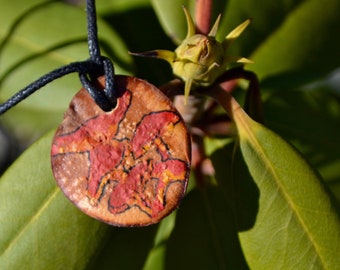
[86,0,101,63]
[78,0,117,111]
[0,61,90,115]
[79,57,116,112]
[0,0,117,115]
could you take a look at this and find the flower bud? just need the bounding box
[130,7,252,103]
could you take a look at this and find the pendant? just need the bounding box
[51,75,191,226]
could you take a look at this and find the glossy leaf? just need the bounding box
[217,0,304,55]
[0,0,131,140]
[230,100,340,269]
[215,0,340,88]
[96,0,150,13]
[99,1,174,86]
[142,213,176,270]
[91,225,157,270]
[150,0,190,44]
[264,86,340,201]
[0,130,110,269]
[248,0,340,88]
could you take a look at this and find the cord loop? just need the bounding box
[0,0,117,115]
[79,57,116,112]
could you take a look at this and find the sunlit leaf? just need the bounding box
[231,101,340,269]
[100,2,174,86]
[264,86,340,201]
[0,0,131,140]
[217,0,303,55]
[142,213,176,270]
[150,0,190,44]
[96,0,150,13]
[248,0,340,88]
[0,130,110,269]
[217,0,340,89]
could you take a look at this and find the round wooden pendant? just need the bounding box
[51,75,191,226]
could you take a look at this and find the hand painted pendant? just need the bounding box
[51,75,191,226]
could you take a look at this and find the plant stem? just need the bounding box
[215,68,263,122]
[211,87,241,121]
[195,0,213,34]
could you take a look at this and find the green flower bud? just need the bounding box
[173,34,225,85]
[131,7,252,102]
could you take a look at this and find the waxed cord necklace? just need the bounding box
[0,0,116,115]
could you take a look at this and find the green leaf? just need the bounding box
[217,0,303,55]
[232,104,340,269]
[264,86,340,201]
[142,213,176,270]
[100,2,174,86]
[217,0,340,89]
[248,0,340,88]
[0,130,110,269]
[164,186,248,270]
[150,0,190,44]
[210,141,260,233]
[0,0,131,140]
[91,225,158,270]
[96,0,150,13]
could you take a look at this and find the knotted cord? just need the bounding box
[0,0,116,115]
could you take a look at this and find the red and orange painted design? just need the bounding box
[51,76,191,226]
